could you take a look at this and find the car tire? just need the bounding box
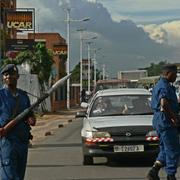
[83,155,93,165]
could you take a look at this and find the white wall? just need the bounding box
[17,64,51,112]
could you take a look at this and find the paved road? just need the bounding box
[25,117,180,180]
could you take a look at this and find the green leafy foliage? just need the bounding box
[30,43,54,86]
[71,62,101,88]
[70,63,80,83]
[2,42,54,87]
[144,61,167,76]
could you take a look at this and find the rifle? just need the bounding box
[0,74,71,137]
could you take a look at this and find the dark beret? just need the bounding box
[1,64,19,75]
[162,64,177,73]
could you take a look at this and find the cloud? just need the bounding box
[97,0,180,24]
[140,24,168,44]
[142,21,180,47]
[17,0,179,77]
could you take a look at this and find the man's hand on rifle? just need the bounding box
[0,127,5,137]
[0,115,36,138]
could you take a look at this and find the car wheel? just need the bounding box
[83,155,93,165]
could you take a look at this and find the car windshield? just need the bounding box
[90,95,152,117]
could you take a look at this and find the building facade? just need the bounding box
[28,33,80,111]
[118,70,148,81]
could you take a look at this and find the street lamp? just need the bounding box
[102,64,106,80]
[91,48,101,87]
[87,42,92,93]
[77,29,98,101]
[64,8,90,109]
[77,28,86,98]
[86,38,97,93]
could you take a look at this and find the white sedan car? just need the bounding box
[76,88,159,165]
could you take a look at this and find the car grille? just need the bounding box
[96,126,153,137]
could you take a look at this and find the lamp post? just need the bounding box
[77,29,98,102]
[36,8,40,32]
[64,8,89,109]
[94,57,97,86]
[85,37,98,93]
[87,42,92,93]
[77,28,86,98]
[91,48,101,87]
[102,64,106,80]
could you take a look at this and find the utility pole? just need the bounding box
[66,8,70,109]
[93,54,97,86]
[64,8,89,109]
[87,41,92,93]
[102,64,106,80]
[77,28,86,99]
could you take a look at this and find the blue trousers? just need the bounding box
[156,127,180,175]
[0,137,28,180]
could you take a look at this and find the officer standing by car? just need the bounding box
[147,64,180,180]
[0,64,36,180]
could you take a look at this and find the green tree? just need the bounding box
[70,63,80,83]
[71,62,101,89]
[144,61,167,76]
[2,43,54,111]
[2,43,53,89]
[30,43,54,88]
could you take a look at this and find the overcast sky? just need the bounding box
[17,0,180,77]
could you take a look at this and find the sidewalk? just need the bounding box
[30,107,81,144]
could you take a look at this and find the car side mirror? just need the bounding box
[81,102,88,108]
[75,111,87,118]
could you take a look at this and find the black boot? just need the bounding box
[147,161,163,180]
[167,175,176,180]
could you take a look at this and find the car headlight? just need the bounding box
[84,130,93,138]
[92,131,111,138]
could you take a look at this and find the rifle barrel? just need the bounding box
[13,74,71,123]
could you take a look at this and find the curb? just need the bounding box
[31,118,74,142]
[29,108,81,145]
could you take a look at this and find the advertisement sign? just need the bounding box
[53,45,67,56]
[6,39,35,51]
[6,10,34,30]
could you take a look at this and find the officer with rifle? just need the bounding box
[0,63,71,180]
[0,64,36,180]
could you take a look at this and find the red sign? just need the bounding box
[53,45,67,56]
[6,10,34,30]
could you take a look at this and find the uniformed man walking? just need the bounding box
[0,64,36,180]
[147,64,180,180]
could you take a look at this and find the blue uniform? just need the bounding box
[0,87,31,180]
[151,77,180,175]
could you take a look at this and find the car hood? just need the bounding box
[88,115,153,129]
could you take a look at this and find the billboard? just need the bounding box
[53,44,67,56]
[6,39,35,51]
[6,10,34,30]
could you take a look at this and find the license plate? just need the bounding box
[114,145,144,152]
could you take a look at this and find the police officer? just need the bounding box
[147,64,180,180]
[0,64,36,180]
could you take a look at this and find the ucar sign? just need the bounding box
[6,10,34,30]
[7,22,32,29]
[53,45,67,56]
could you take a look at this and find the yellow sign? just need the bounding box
[6,11,33,30]
[53,45,67,56]
[7,21,32,29]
